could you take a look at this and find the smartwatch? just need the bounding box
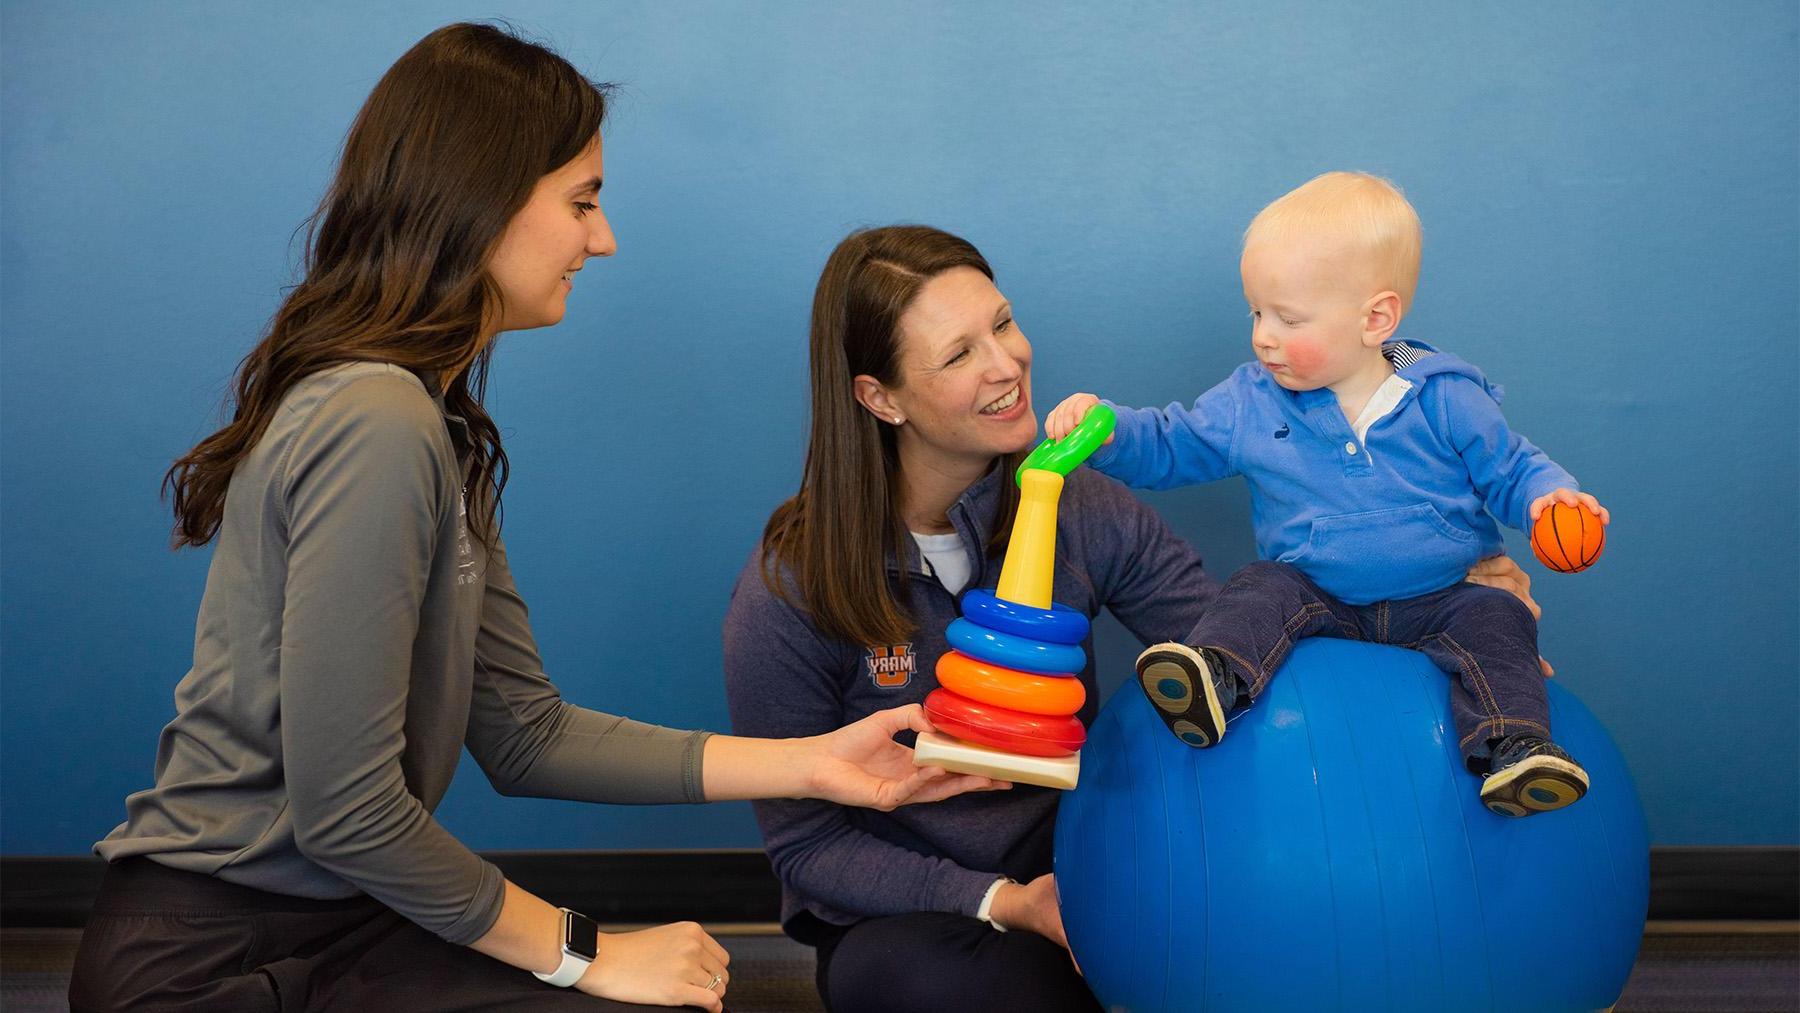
[533,907,600,987]
[977,876,1017,932]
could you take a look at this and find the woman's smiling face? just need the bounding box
[885,266,1037,468]
[486,134,618,332]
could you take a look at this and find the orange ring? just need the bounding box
[936,650,1086,716]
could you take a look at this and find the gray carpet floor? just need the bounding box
[4,927,1795,1011]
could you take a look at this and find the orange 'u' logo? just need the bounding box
[866,643,916,688]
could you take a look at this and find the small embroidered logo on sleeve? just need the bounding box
[865,643,916,688]
[1274,423,1291,439]
[456,491,482,586]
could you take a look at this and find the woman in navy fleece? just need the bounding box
[722,224,1543,1012]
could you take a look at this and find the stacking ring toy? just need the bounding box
[959,589,1089,645]
[914,404,1102,789]
[1017,403,1117,484]
[946,618,1087,675]
[936,651,1088,716]
[925,689,1086,756]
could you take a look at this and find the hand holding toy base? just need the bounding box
[914,731,1080,790]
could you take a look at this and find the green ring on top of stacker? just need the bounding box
[1015,402,1117,486]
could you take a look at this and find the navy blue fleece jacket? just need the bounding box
[723,467,1219,934]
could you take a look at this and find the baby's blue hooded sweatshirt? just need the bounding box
[1089,341,1576,605]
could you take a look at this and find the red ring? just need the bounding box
[923,689,1086,757]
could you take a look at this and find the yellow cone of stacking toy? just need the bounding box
[996,469,1063,609]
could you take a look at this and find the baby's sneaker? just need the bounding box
[1136,643,1239,748]
[1481,735,1590,817]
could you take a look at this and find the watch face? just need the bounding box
[564,911,600,961]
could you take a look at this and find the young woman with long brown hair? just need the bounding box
[722,224,1547,1011]
[70,26,995,1013]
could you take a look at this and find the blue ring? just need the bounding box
[959,589,1090,645]
[946,618,1087,676]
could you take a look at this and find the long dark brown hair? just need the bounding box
[165,22,609,548]
[762,225,1023,646]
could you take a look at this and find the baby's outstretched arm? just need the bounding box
[1046,393,1115,444]
[1529,488,1611,525]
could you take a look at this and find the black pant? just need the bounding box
[809,911,1101,1013]
[1192,560,1549,769]
[69,857,693,1012]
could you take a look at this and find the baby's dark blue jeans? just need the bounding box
[1190,560,1549,772]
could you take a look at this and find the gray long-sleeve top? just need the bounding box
[99,362,711,945]
[723,467,1220,933]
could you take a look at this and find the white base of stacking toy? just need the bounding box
[914,731,1081,790]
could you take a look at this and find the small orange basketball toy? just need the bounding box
[1531,501,1606,573]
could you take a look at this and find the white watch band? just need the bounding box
[976,877,1015,932]
[533,908,597,988]
[533,948,591,988]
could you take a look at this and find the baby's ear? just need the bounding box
[1362,291,1404,346]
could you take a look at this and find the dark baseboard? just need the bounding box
[3,846,1794,929]
[491,850,782,923]
[1643,846,1798,921]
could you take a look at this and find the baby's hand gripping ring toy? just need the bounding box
[1016,402,1116,485]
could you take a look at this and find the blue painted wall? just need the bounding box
[3,2,1794,854]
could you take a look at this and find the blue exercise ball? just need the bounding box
[1054,639,1648,1012]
